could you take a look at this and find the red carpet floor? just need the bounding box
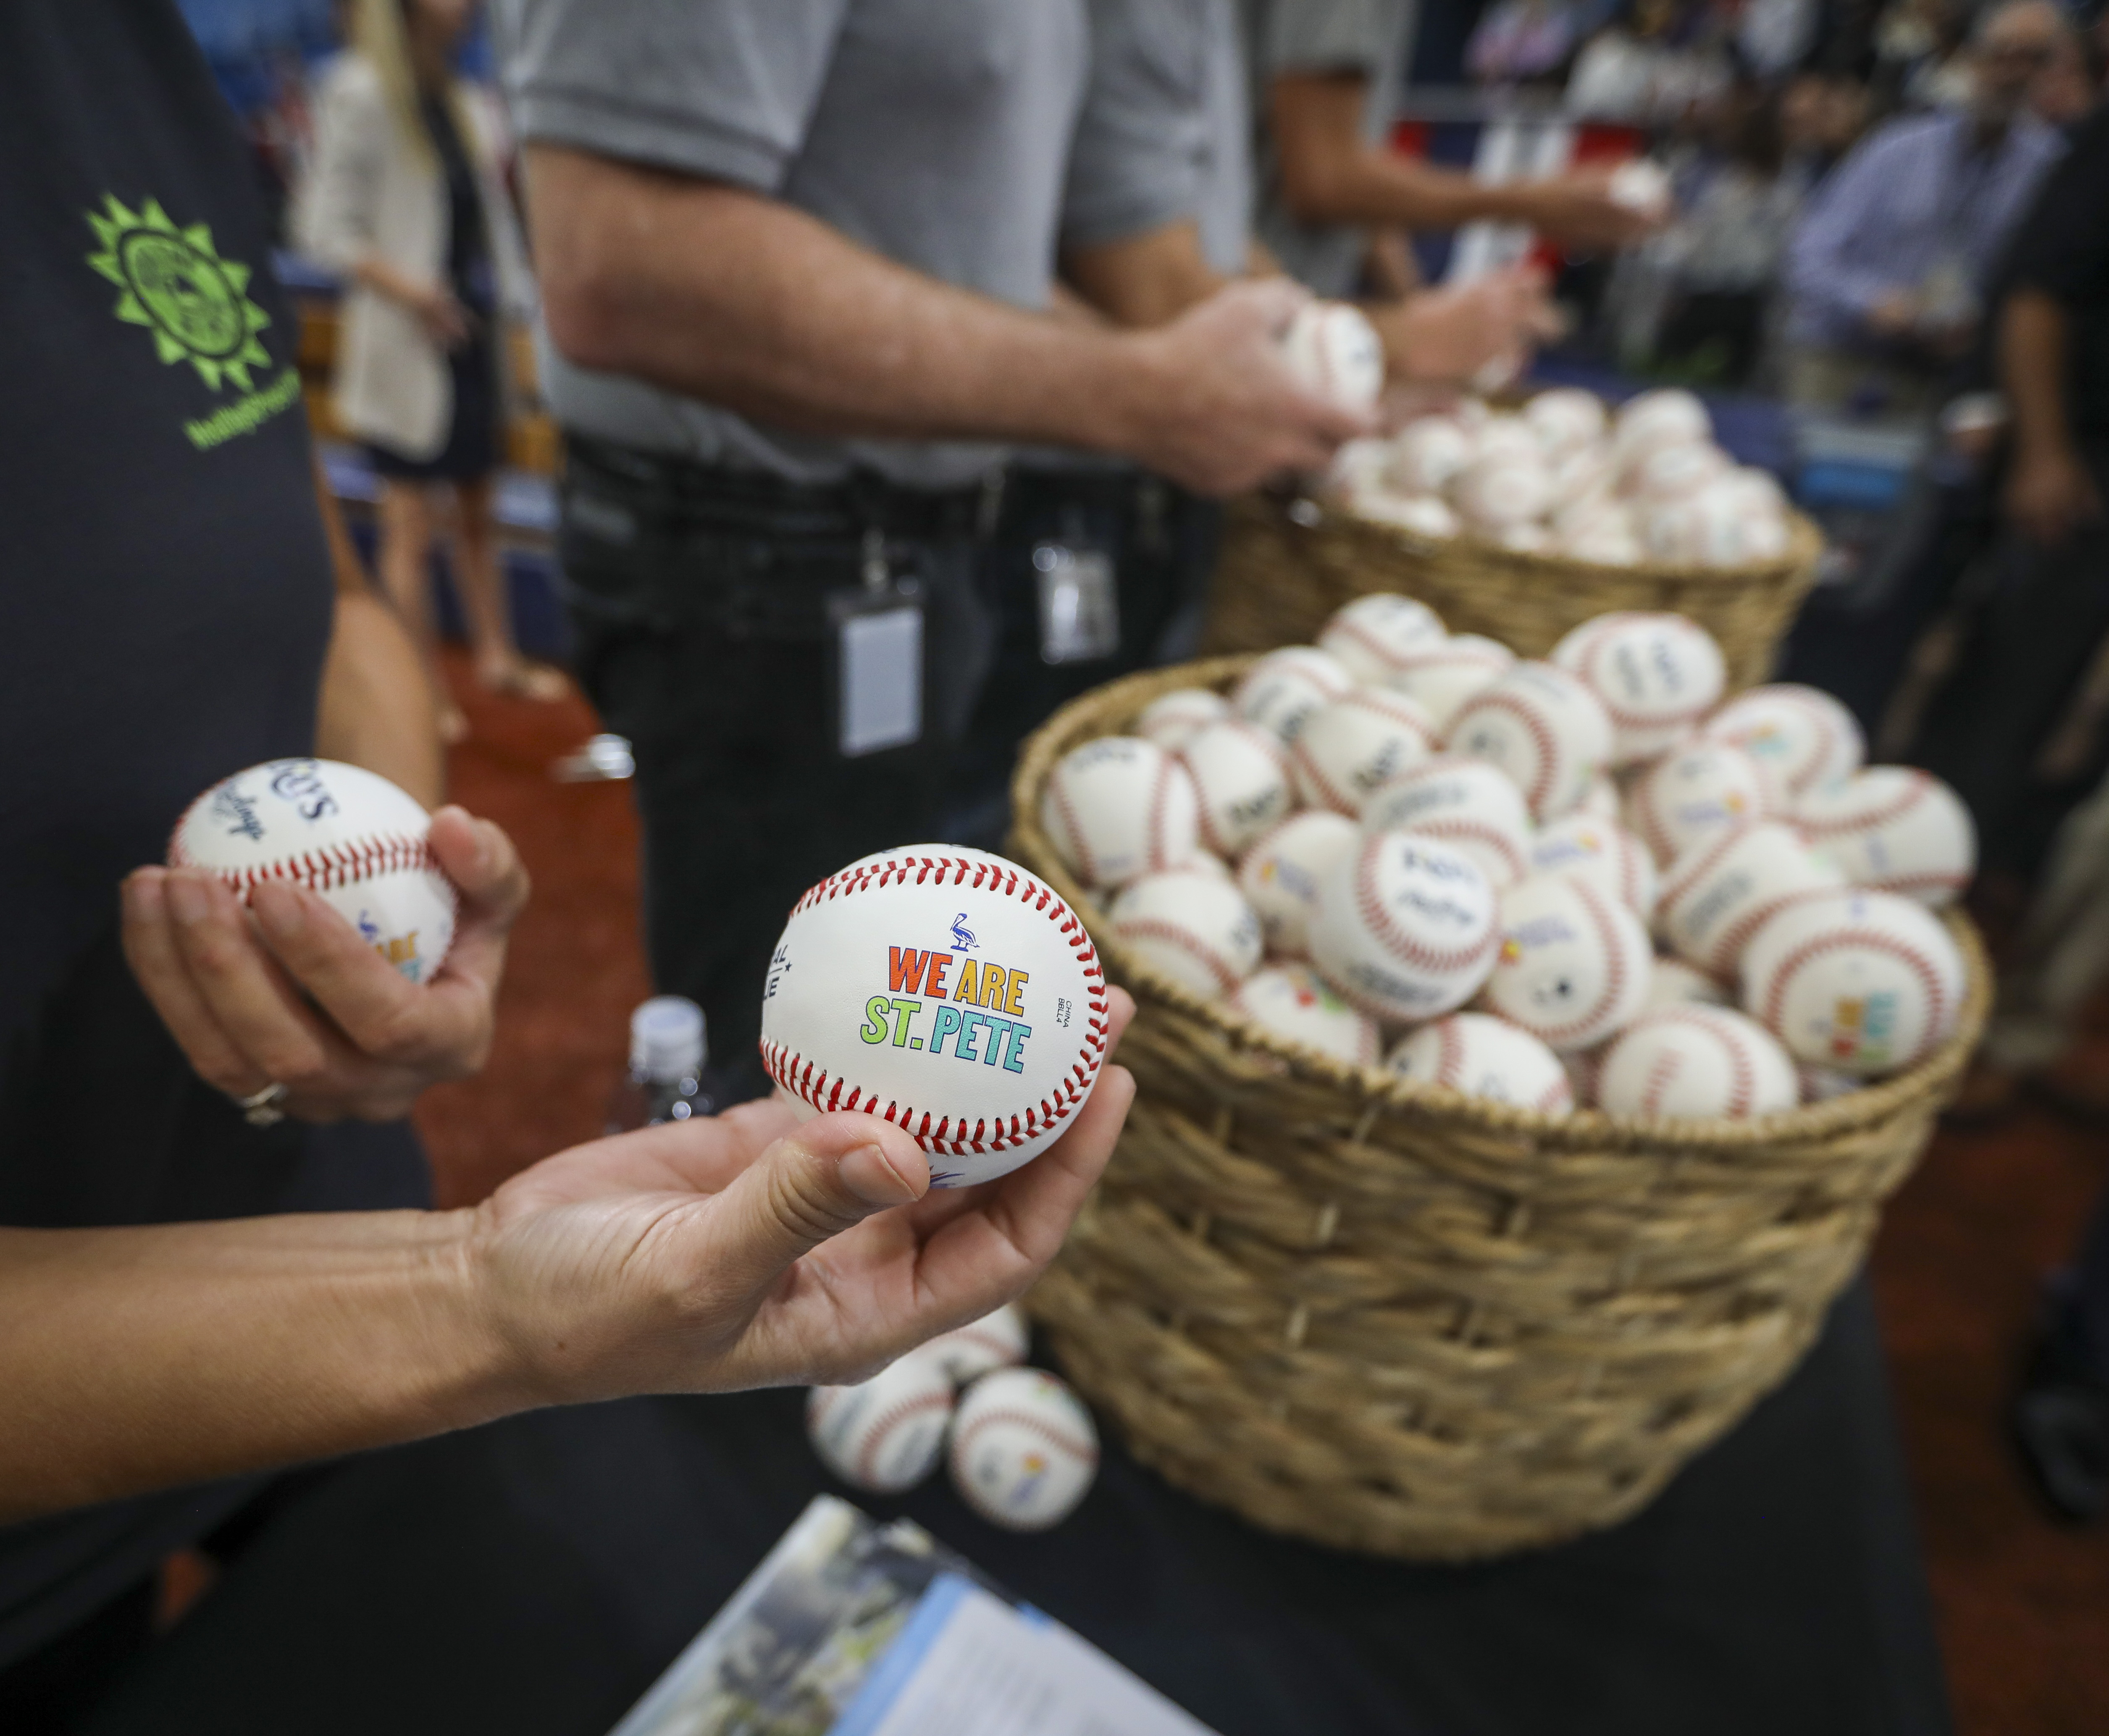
[426,654,2109,1735]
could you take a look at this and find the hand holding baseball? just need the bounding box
[472,988,1136,1400]
[1118,277,1377,495]
[121,805,530,1123]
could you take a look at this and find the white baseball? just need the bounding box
[1282,300,1385,411]
[1230,963,1382,1067]
[1704,684,1865,798]
[1237,811,1361,958]
[1551,612,1726,764]
[807,1358,956,1494]
[1351,490,1461,539]
[761,846,1108,1187]
[1742,889,1966,1075]
[1360,754,1533,889]
[1452,450,1553,531]
[1039,737,1199,889]
[1529,814,1658,918]
[1608,157,1673,220]
[1498,523,1556,554]
[1378,634,1514,730]
[1525,387,1607,460]
[1472,415,1541,465]
[1563,517,1645,566]
[1596,1006,1798,1120]
[1794,767,1975,907]
[1613,388,1711,465]
[1322,437,1395,501]
[948,1367,1100,1531]
[909,1305,1031,1387]
[1628,440,1727,504]
[1484,872,1653,1052]
[1673,477,1792,567]
[1625,740,1780,867]
[1656,820,1847,975]
[1316,592,1447,681]
[1385,1012,1573,1113]
[1172,850,1234,882]
[1551,455,1619,520]
[1179,720,1296,857]
[1291,689,1437,815]
[1137,687,1231,751]
[1387,417,1474,496]
[1109,870,1263,1001]
[1309,830,1500,1022]
[1233,646,1356,743]
[169,757,457,983]
[1444,661,1613,821]
[1644,954,1732,1010]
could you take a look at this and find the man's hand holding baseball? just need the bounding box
[121,805,529,1124]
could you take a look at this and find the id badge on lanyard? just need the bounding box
[1032,515,1120,666]
[830,530,925,758]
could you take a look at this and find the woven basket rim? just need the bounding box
[1009,653,1989,1156]
[1287,492,1827,590]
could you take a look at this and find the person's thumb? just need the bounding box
[705,1112,930,1297]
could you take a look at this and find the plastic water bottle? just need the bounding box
[605,996,712,1133]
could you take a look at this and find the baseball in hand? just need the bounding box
[1281,300,1386,412]
[169,756,456,983]
[948,1367,1100,1531]
[761,846,1109,1187]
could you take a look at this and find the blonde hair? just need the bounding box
[352,0,473,171]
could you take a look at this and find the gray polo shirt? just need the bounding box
[1240,0,1417,298]
[1065,0,1251,278]
[492,0,1193,490]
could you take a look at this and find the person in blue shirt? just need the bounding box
[1784,0,2072,413]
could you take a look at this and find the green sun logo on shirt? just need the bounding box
[85,194,273,393]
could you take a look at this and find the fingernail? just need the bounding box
[166,874,210,925]
[838,1141,927,1207]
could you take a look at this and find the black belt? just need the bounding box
[562,432,999,544]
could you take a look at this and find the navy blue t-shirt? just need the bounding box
[0,0,422,1665]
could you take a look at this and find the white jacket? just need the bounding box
[296,55,534,460]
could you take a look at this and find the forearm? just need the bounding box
[313,465,445,804]
[1063,220,1229,328]
[351,255,439,307]
[0,1212,517,1521]
[525,146,1161,458]
[2001,289,2073,459]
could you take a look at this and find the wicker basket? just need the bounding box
[1008,656,1987,1562]
[1204,494,1824,695]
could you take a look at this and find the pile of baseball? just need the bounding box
[806,1305,1101,1531]
[1322,386,1793,569]
[1038,596,1977,1122]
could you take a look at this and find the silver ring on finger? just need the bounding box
[234,1082,289,1128]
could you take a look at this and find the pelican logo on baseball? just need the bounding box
[1831,993,1896,1066]
[858,940,1033,1074]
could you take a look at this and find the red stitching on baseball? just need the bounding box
[848,1390,952,1486]
[951,1408,1097,1476]
[1760,925,1948,1068]
[1796,772,1933,839]
[1639,1047,1682,1118]
[1510,876,1630,1049]
[1645,1007,1758,1116]
[1435,1015,1464,1088]
[1413,816,1529,883]
[1352,833,1499,977]
[1454,687,1561,814]
[1046,766,1100,886]
[1711,688,1849,795]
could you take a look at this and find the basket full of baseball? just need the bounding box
[1007,601,1987,1563]
[1206,386,1822,696]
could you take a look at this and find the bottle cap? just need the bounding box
[630,996,706,1079]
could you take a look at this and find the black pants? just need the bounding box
[1913,448,2109,881]
[947,465,1222,849]
[559,441,995,1098]
[11,1276,1946,1736]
